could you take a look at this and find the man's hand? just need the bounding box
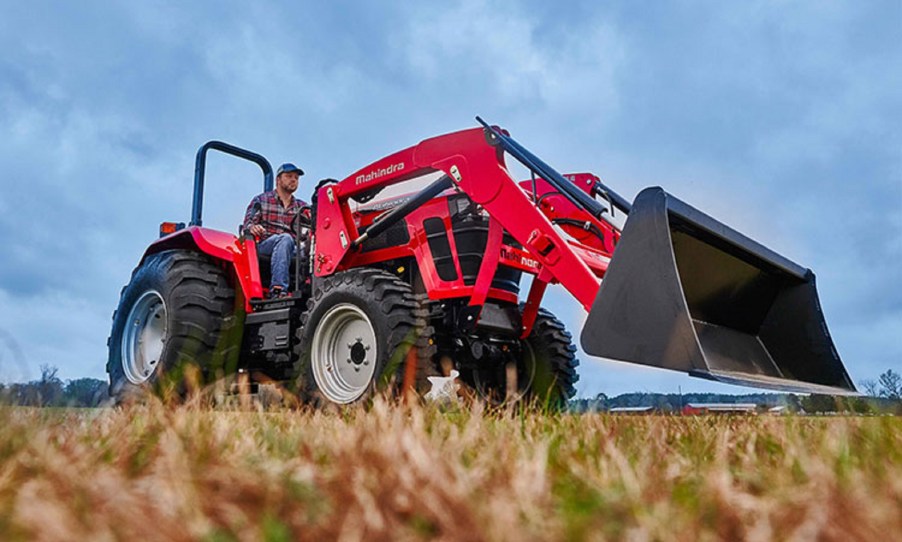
[297,206,313,228]
[249,224,265,238]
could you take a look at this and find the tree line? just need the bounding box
[0,365,109,407]
[859,369,901,400]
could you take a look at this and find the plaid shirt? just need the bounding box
[243,190,307,241]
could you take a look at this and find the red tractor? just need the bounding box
[107,118,856,406]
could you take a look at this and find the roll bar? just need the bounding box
[191,140,274,226]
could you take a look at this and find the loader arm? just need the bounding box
[314,126,604,310]
[518,173,621,254]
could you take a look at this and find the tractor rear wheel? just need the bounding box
[107,250,238,403]
[294,269,436,406]
[472,307,579,409]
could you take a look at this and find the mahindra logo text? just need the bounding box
[355,162,405,185]
[501,248,539,269]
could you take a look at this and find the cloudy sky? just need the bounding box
[1,1,899,396]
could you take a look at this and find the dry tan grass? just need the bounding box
[0,400,898,541]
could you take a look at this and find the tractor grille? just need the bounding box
[424,217,458,281]
[449,195,522,295]
[359,219,411,253]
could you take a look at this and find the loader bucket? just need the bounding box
[580,187,856,395]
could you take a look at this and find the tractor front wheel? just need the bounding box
[471,307,579,409]
[295,269,435,406]
[523,308,580,408]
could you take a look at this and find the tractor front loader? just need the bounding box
[107,119,855,407]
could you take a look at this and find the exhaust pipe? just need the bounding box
[580,187,856,395]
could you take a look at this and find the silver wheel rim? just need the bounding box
[311,303,378,404]
[122,290,168,385]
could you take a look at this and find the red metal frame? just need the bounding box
[146,126,622,324]
[315,127,611,313]
[518,174,620,253]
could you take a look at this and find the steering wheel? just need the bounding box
[292,205,313,232]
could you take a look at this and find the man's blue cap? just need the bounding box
[277,163,304,176]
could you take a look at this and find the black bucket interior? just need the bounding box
[581,187,856,395]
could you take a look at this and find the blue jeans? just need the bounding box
[257,233,296,290]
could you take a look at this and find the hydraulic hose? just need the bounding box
[351,174,453,248]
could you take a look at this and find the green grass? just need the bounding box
[0,402,898,541]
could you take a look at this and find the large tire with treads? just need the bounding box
[525,307,580,408]
[107,250,239,403]
[471,306,579,409]
[294,269,437,406]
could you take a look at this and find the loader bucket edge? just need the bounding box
[580,187,857,395]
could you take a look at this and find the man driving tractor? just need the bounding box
[243,162,307,298]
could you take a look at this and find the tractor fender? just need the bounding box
[141,226,240,265]
[141,227,261,308]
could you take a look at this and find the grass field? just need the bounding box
[0,400,898,541]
